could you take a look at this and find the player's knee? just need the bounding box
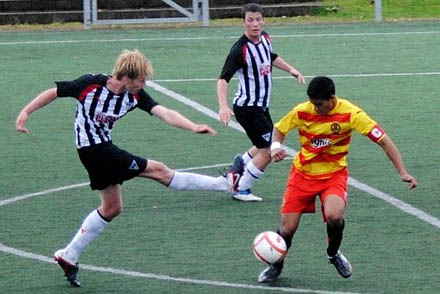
[326,212,344,226]
[324,195,345,224]
[142,160,173,181]
[255,147,272,164]
[154,162,173,180]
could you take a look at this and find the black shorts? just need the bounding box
[233,105,273,148]
[77,142,147,190]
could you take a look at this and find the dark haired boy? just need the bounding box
[259,76,418,283]
[217,3,305,201]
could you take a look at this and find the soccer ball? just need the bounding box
[252,231,287,264]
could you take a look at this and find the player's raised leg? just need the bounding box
[138,159,235,193]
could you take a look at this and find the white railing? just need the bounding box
[83,0,209,29]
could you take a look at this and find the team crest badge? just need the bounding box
[331,123,341,134]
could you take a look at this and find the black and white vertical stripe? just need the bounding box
[74,87,136,148]
[233,35,273,108]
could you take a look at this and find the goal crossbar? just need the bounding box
[83,0,209,29]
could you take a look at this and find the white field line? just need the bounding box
[1,30,439,46]
[1,29,436,293]
[0,163,232,207]
[0,242,367,294]
[148,80,440,230]
[1,159,299,208]
[0,157,351,294]
[0,182,89,207]
[1,80,436,293]
[147,81,245,133]
[152,72,440,83]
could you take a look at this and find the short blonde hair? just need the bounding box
[112,49,153,80]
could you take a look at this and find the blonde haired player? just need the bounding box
[16,49,238,287]
[258,76,417,283]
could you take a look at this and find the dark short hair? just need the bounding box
[242,3,264,19]
[307,76,336,100]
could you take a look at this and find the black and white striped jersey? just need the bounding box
[219,32,278,108]
[56,74,159,149]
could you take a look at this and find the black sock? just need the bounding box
[277,228,293,250]
[275,228,294,270]
[326,219,345,257]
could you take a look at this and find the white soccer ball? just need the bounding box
[252,231,287,264]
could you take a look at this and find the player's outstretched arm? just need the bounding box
[272,57,306,84]
[15,88,58,134]
[377,136,418,189]
[151,105,217,136]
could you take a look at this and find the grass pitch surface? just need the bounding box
[1,21,439,294]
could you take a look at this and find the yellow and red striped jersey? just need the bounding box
[274,97,386,179]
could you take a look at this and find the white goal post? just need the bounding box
[83,0,210,29]
[375,0,382,22]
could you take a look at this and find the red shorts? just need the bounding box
[280,167,348,221]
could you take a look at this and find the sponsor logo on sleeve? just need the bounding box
[371,127,383,138]
[367,125,385,142]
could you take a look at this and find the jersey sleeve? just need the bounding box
[261,32,278,62]
[274,107,300,135]
[55,74,108,99]
[219,42,245,83]
[135,89,159,115]
[271,52,279,63]
[351,109,386,142]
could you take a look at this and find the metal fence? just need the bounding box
[83,0,210,29]
[82,0,383,30]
